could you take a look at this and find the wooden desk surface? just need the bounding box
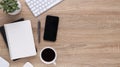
[0,0,120,67]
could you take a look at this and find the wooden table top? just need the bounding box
[0,0,120,67]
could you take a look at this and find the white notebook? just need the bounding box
[4,20,37,60]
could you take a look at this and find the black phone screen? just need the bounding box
[43,15,59,41]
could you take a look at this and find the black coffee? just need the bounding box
[41,48,55,62]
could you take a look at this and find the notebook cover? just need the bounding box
[0,18,37,61]
[0,18,24,48]
[4,20,37,60]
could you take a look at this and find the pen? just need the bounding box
[37,20,41,43]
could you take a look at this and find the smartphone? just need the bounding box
[43,15,59,41]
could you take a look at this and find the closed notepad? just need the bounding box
[4,20,36,60]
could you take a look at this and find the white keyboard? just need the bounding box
[25,0,63,17]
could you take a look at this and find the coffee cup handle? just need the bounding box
[53,62,56,65]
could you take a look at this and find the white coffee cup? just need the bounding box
[40,47,57,65]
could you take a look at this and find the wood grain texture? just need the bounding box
[0,0,120,67]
